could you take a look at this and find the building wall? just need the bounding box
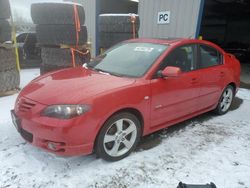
[138,0,203,39]
[82,0,97,56]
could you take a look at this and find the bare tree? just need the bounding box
[12,10,29,25]
[12,10,35,33]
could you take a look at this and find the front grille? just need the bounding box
[18,98,36,112]
[21,128,33,143]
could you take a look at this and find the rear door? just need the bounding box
[197,44,226,110]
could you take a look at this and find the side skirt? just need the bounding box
[144,104,217,136]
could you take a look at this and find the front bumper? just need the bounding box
[11,97,95,156]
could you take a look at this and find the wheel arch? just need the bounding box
[93,107,144,152]
[114,108,144,134]
[227,82,237,95]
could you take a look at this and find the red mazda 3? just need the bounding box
[11,38,241,161]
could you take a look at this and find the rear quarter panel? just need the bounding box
[224,53,241,92]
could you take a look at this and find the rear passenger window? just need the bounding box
[199,45,222,68]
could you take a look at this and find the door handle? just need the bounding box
[191,78,198,84]
[220,71,225,77]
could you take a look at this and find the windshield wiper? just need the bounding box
[85,63,94,70]
[92,68,111,75]
[85,63,124,77]
[108,72,124,77]
[94,68,124,77]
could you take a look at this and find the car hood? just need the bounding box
[21,68,136,105]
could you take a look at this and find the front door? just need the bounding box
[150,44,201,127]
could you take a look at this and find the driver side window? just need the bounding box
[158,45,196,72]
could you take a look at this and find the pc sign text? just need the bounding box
[158,11,170,24]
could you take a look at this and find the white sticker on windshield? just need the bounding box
[134,47,154,52]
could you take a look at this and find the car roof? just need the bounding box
[127,38,190,45]
[127,38,225,53]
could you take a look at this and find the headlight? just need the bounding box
[42,105,90,119]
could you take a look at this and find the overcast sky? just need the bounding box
[10,0,63,23]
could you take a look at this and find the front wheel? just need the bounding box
[214,85,234,115]
[95,112,141,161]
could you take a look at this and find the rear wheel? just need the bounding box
[99,14,140,33]
[36,25,87,45]
[40,63,70,75]
[0,0,11,19]
[0,19,11,42]
[0,69,20,93]
[0,48,16,71]
[41,47,83,66]
[214,85,234,115]
[31,3,85,25]
[96,112,141,161]
[99,32,136,49]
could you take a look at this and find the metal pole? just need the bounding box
[10,5,20,72]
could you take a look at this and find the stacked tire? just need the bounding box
[31,3,88,75]
[0,0,20,94]
[99,14,140,50]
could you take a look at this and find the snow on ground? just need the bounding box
[241,64,250,84]
[0,69,250,188]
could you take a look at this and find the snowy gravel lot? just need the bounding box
[0,69,250,188]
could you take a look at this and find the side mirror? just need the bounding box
[158,66,182,78]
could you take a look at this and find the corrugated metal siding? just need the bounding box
[138,0,202,39]
[81,0,97,56]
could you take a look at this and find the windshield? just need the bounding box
[87,42,168,77]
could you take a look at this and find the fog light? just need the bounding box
[47,142,57,151]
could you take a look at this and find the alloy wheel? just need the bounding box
[220,87,233,113]
[103,118,137,157]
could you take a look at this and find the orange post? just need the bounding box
[71,4,82,68]
[70,48,76,67]
[73,4,81,45]
[130,14,137,39]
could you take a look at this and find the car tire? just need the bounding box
[36,25,88,45]
[99,14,140,33]
[0,48,16,71]
[0,69,20,93]
[0,0,11,19]
[0,19,11,42]
[95,112,141,161]
[99,32,136,49]
[214,85,234,115]
[40,63,71,75]
[41,47,83,67]
[31,3,85,25]
[20,58,42,69]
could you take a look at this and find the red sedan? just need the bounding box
[11,38,241,161]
